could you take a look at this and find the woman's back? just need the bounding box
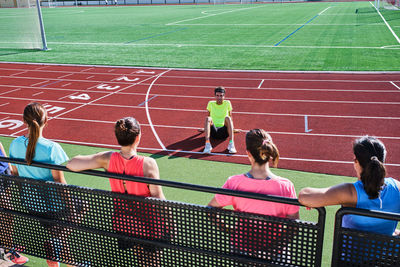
[343,177,400,235]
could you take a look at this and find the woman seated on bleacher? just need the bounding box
[299,136,400,235]
[208,128,299,218]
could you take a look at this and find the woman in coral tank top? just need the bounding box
[67,117,166,266]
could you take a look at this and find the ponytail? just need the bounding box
[360,156,386,199]
[353,136,387,199]
[23,103,47,165]
[246,129,280,166]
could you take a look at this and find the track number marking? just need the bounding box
[43,104,66,114]
[69,93,91,100]
[136,70,155,74]
[115,76,140,82]
[97,84,120,90]
[0,119,24,130]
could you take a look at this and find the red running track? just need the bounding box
[0,62,399,178]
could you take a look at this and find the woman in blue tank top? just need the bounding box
[298,136,400,236]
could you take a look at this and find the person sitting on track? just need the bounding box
[202,86,237,154]
[9,102,73,267]
[299,136,400,236]
[67,117,166,267]
[208,128,299,218]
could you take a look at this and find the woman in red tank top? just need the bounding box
[67,117,166,266]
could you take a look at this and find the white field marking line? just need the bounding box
[1,97,399,120]
[57,73,73,79]
[86,76,95,79]
[391,81,400,90]
[30,80,49,87]
[370,1,400,44]
[1,89,398,105]
[46,41,400,50]
[80,67,95,72]
[168,23,385,26]
[32,92,43,96]
[26,115,399,140]
[0,116,10,121]
[9,71,27,76]
[166,5,264,25]
[5,132,399,166]
[0,103,9,107]
[58,92,78,100]
[145,70,171,150]
[1,71,399,85]
[0,88,20,96]
[257,79,264,89]
[10,73,164,136]
[3,79,400,94]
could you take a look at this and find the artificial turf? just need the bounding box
[0,1,400,70]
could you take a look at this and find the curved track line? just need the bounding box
[145,70,171,150]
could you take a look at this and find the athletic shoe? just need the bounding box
[46,260,60,267]
[227,142,237,154]
[203,142,212,154]
[3,250,29,265]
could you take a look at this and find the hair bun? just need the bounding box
[370,156,378,161]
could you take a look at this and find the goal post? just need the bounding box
[0,0,48,50]
[374,0,400,10]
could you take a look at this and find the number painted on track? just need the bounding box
[0,119,23,130]
[69,93,90,100]
[115,76,140,82]
[97,84,120,90]
[43,104,65,114]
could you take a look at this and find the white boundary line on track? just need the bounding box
[1,111,400,139]
[2,133,399,167]
[1,91,399,106]
[2,61,400,74]
[391,81,400,90]
[2,70,400,84]
[10,73,164,136]
[370,1,400,45]
[145,70,171,150]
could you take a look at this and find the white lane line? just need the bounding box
[30,80,49,87]
[60,83,71,87]
[167,5,264,25]
[3,133,399,167]
[0,88,20,96]
[9,71,27,76]
[258,79,264,89]
[145,70,171,151]
[1,96,399,120]
[32,92,43,96]
[370,1,400,44]
[0,103,9,107]
[86,76,95,79]
[58,73,73,79]
[390,81,400,90]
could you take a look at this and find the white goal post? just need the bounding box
[0,0,48,50]
[374,0,400,10]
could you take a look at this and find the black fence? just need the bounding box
[0,157,326,266]
[332,207,400,267]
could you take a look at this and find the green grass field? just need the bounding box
[1,1,400,70]
[0,135,354,266]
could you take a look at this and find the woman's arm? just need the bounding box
[0,142,12,172]
[143,157,165,200]
[52,169,67,184]
[208,196,223,208]
[287,211,299,220]
[298,183,357,208]
[67,151,112,172]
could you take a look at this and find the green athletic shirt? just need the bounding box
[207,100,232,128]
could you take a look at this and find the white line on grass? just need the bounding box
[167,23,385,26]
[145,70,171,151]
[370,1,400,44]
[166,5,264,25]
[45,41,400,50]
[390,81,400,90]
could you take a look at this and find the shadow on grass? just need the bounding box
[0,48,42,57]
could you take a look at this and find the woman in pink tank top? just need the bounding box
[67,117,165,266]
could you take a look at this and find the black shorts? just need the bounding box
[210,125,229,140]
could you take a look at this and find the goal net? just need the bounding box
[0,0,48,50]
[374,0,400,10]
